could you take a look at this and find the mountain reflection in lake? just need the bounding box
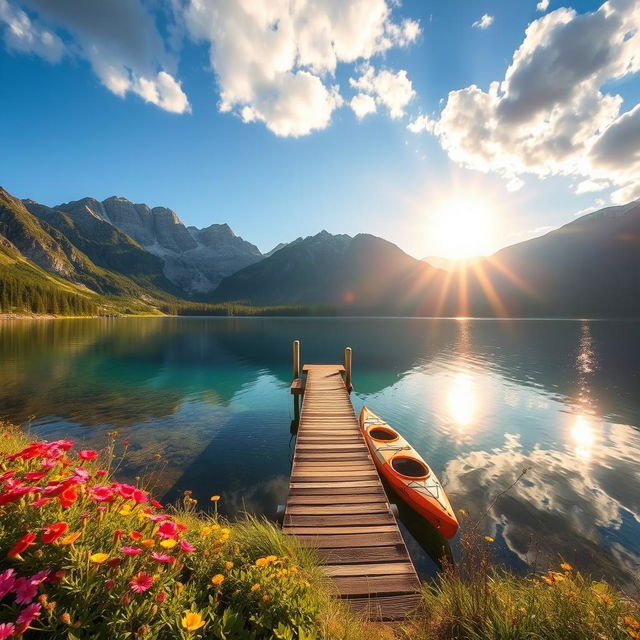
[1,317,639,587]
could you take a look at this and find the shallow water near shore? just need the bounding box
[1,317,639,586]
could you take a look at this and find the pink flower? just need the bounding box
[95,469,108,477]
[130,572,153,593]
[0,623,15,639]
[179,540,195,553]
[132,489,148,504]
[149,514,170,523]
[30,571,50,585]
[0,471,16,483]
[41,459,57,469]
[72,467,90,482]
[114,483,136,499]
[156,591,166,604]
[91,486,114,502]
[30,497,51,508]
[150,552,175,563]
[14,577,38,605]
[0,569,16,600]
[120,546,142,556]
[151,499,163,509]
[78,450,97,461]
[23,471,45,482]
[16,602,41,627]
[156,521,178,539]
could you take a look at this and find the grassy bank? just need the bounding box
[1,424,638,639]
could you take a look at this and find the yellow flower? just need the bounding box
[560,562,572,572]
[251,583,260,592]
[160,539,177,549]
[542,575,554,585]
[598,593,613,606]
[60,532,82,545]
[211,574,225,587]
[210,495,220,502]
[181,611,205,632]
[141,539,155,548]
[484,536,494,543]
[255,557,268,568]
[459,508,466,515]
[119,505,132,516]
[224,561,234,570]
[262,594,270,602]
[89,553,109,564]
[289,567,298,575]
[265,555,277,563]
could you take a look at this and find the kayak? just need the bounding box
[359,407,459,539]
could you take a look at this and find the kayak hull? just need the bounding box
[360,407,459,539]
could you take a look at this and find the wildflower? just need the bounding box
[60,532,82,545]
[91,486,114,502]
[8,531,37,558]
[130,572,154,594]
[625,617,640,631]
[156,521,179,539]
[542,575,554,585]
[89,553,109,564]
[224,561,234,570]
[151,499,163,509]
[60,486,78,508]
[120,546,142,556]
[210,495,220,502]
[484,536,494,543]
[133,489,148,504]
[115,483,136,499]
[262,594,270,602]
[30,497,51,507]
[78,450,98,460]
[255,558,268,568]
[179,540,195,553]
[15,602,41,628]
[30,571,50,585]
[0,623,15,639]
[104,579,115,590]
[156,592,166,604]
[160,539,177,549]
[119,505,133,516]
[266,555,277,563]
[598,593,613,606]
[141,539,155,548]
[95,469,108,477]
[182,611,205,632]
[150,552,175,563]
[42,522,68,544]
[72,467,90,482]
[24,471,46,482]
[60,613,71,625]
[14,577,38,604]
[251,583,260,592]
[560,562,572,572]
[130,531,142,540]
[0,569,16,599]
[211,574,225,587]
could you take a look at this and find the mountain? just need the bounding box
[213,230,440,309]
[53,197,262,294]
[263,242,289,257]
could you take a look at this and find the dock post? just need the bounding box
[292,340,300,381]
[344,346,352,391]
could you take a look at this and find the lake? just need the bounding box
[1,317,639,587]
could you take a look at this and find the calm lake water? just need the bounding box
[1,318,639,587]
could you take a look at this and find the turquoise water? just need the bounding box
[1,317,639,586]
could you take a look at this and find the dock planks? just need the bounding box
[284,364,420,621]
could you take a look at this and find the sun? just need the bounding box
[429,197,494,260]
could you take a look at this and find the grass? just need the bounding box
[1,422,639,639]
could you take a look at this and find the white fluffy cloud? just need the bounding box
[472,14,494,29]
[185,0,419,135]
[536,0,550,12]
[349,63,415,119]
[350,93,377,119]
[0,0,189,113]
[408,0,640,201]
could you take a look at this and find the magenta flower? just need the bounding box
[149,514,170,523]
[16,602,41,627]
[41,458,57,469]
[30,497,51,507]
[95,469,108,477]
[72,467,90,482]
[30,571,50,585]
[114,483,135,499]
[0,623,15,639]
[14,576,38,605]
[132,489,148,504]
[23,471,46,482]
[156,521,178,539]
[91,486,114,502]
[130,572,153,593]
[179,540,195,553]
[120,546,142,556]
[0,568,16,600]
[150,552,175,563]
[78,450,98,460]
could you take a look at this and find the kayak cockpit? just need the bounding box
[368,426,398,441]
[391,456,430,480]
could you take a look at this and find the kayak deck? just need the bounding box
[284,364,421,621]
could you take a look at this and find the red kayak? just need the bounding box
[360,407,459,539]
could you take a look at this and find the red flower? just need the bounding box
[151,499,163,509]
[156,521,178,539]
[78,450,97,461]
[133,489,148,504]
[60,487,78,508]
[30,497,51,508]
[156,591,166,604]
[114,483,135,499]
[113,529,124,541]
[130,572,153,593]
[23,472,45,482]
[95,470,108,477]
[0,486,34,506]
[91,486,114,502]
[8,532,37,558]
[129,531,142,540]
[42,522,68,544]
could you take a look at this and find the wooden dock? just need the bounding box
[284,360,421,621]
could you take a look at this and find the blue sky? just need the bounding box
[0,0,638,258]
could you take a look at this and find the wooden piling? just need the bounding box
[293,340,300,381]
[344,347,352,391]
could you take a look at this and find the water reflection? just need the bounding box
[0,318,639,588]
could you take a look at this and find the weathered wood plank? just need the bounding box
[332,574,421,597]
[348,594,422,621]
[324,562,416,577]
[315,545,409,564]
